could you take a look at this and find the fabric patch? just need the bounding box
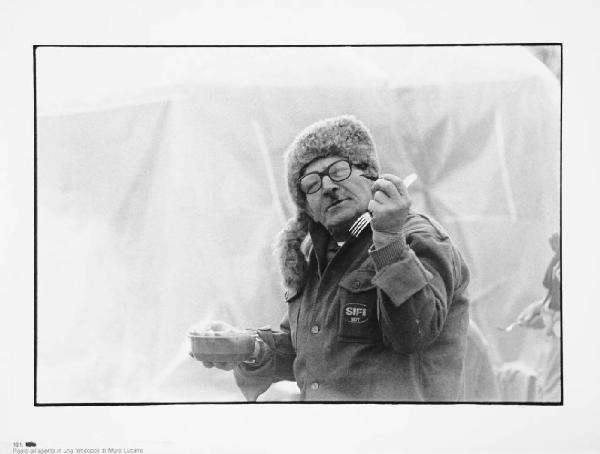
[343,303,369,324]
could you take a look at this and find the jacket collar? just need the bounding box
[307,218,372,275]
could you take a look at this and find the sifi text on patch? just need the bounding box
[343,303,368,324]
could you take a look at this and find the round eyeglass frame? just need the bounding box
[298,159,354,195]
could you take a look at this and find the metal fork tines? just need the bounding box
[496,321,521,333]
[348,173,418,238]
[349,212,372,237]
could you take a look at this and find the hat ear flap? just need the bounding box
[274,212,310,294]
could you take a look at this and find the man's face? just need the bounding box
[301,156,373,236]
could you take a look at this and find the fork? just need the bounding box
[349,173,418,238]
[495,321,522,333]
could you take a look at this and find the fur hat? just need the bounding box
[275,115,380,294]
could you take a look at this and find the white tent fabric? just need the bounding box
[37,46,559,402]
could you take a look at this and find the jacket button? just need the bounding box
[311,325,320,334]
[311,382,319,391]
[353,280,361,289]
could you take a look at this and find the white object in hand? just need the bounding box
[349,173,417,237]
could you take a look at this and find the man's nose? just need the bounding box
[321,175,339,191]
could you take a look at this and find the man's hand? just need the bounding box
[368,173,411,234]
[515,300,545,329]
[188,320,246,371]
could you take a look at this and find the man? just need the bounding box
[199,115,470,401]
[513,233,561,402]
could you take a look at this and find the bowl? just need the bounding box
[188,330,255,362]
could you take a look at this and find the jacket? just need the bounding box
[234,211,470,401]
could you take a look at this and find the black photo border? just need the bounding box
[33,43,563,407]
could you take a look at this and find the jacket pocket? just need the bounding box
[337,270,382,343]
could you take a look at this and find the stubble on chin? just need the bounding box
[323,209,359,241]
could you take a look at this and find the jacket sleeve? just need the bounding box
[233,314,296,401]
[369,227,469,354]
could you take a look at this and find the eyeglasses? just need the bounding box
[298,159,354,195]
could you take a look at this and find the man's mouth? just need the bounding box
[326,199,346,212]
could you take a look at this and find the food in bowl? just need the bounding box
[188,329,256,362]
